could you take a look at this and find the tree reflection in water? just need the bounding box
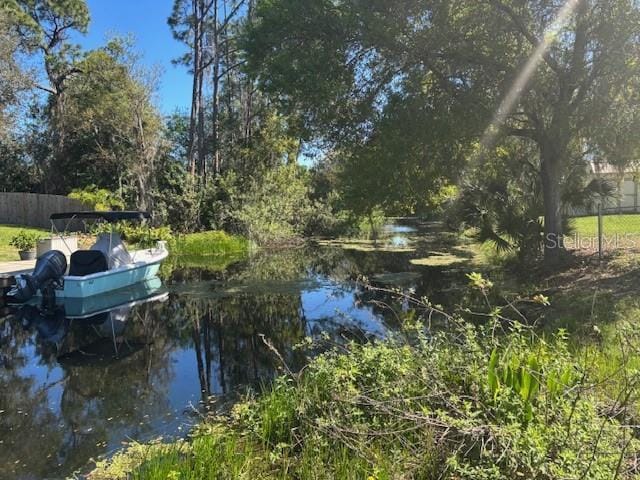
[0,275,317,478]
[0,233,469,478]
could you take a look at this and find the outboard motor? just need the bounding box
[9,250,67,302]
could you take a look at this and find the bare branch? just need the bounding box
[219,0,246,33]
[33,83,56,95]
[216,59,246,80]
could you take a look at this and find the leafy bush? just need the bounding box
[9,230,42,251]
[91,222,173,249]
[221,326,627,479]
[308,207,386,240]
[451,141,620,266]
[236,164,316,244]
[123,225,173,248]
[352,207,385,239]
[90,221,249,259]
[150,162,200,233]
[198,171,243,232]
[452,178,544,265]
[68,185,125,211]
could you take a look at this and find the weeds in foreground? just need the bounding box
[91,274,640,479]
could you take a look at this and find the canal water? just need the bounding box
[0,221,476,479]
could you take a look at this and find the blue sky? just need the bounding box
[73,0,192,114]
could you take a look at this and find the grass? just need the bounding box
[0,224,48,261]
[160,230,251,276]
[571,213,640,236]
[173,231,250,257]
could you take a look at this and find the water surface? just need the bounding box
[0,221,474,479]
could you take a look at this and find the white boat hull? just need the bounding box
[56,248,168,298]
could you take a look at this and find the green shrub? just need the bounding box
[149,158,201,233]
[302,194,387,239]
[89,224,248,260]
[122,225,173,248]
[9,230,42,251]
[68,185,125,210]
[236,164,316,244]
[96,322,635,479]
[91,222,173,249]
[198,171,243,232]
[353,207,385,239]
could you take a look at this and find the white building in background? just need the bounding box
[589,161,640,211]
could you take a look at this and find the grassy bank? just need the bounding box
[173,230,250,257]
[90,277,640,480]
[0,225,47,261]
[163,230,251,274]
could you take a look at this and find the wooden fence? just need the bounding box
[0,193,89,229]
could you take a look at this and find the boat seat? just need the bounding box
[69,250,109,276]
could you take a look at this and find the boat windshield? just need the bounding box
[91,233,132,269]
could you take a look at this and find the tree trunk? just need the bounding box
[196,0,207,181]
[187,73,199,176]
[187,0,201,177]
[47,89,66,193]
[134,106,154,212]
[211,0,221,177]
[223,0,235,162]
[242,0,256,169]
[540,140,565,266]
[212,61,220,176]
[196,53,206,179]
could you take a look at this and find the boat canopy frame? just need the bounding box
[48,211,152,262]
[50,211,151,223]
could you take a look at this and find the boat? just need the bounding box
[8,211,169,301]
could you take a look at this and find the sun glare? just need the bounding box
[476,0,582,156]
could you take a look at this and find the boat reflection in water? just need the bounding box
[14,277,168,362]
[0,277,173,479]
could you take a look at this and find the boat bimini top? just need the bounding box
[49,211,151,222]
[49,211,152,272]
